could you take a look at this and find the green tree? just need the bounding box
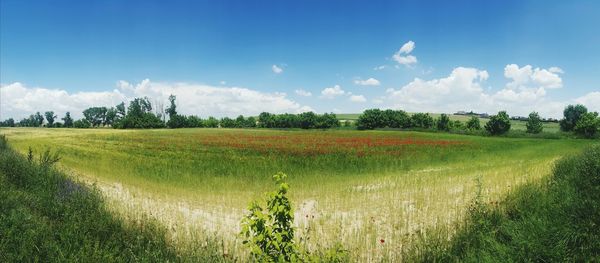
[34,112,44,127]
[526,111,544,134]
[574,112,599,138]
[560,104,588,132]
[485,111,511,135]
[436,114,451,131]
[356,109,384,130]
[73,119,91,128]
[204,117,219,128]
[82,107,108,127]
[411,113,434,129]
[466,116,481,130]
[61,112,74,127]
[44,111,57,127]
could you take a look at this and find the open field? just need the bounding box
[0,127,592,260]
[337,113,561,133]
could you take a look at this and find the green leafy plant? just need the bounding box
[241,172,299,262]
[485,111,511,135]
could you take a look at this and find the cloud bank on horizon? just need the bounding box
[2,60,598,120]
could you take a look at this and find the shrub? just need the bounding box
[526,111,544,134]
[466,116,481,130]
[383,109,411,128]
[241,172,299,262]
[73,119,91,128]
[436,114,451,131]
[573,112,599,138]
[485,111,511,135]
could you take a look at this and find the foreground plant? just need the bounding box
[241,172,299,262]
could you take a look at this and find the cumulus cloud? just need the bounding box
[392,41,418,66]
[0,80,313,119]
[320,85,345,99]
[373,65,386,71]
[272,64,283,74]
[354,78,381,86]
[349,95,367,103]
[294,89,312,97]
[575,91,600,112]
[504,64,563,90]
[383,65,578,118]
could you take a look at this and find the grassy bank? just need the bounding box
[411,144,600,262]
[0,135,224,262]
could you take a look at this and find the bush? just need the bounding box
[526,111,544,134]
[466,116,481,131]
[573,112,599,138]
[436,114,451,131]
[241,172,299,262]
[73,119,91,128]
[485,111,511,135]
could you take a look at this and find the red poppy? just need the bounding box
[380,239,385,244]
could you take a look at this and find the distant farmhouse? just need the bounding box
[454,111,489,118]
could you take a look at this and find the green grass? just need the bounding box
[0,127,594,261]
[0,135,225,262]
[409,144,600,262]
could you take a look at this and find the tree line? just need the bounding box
[0,95,340,130]
[355,106,599,138]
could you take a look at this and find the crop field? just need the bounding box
[0,127,591,261]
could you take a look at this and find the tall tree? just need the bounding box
[34,112,44,127]
[44,111,57,127]
[62,112,74,127]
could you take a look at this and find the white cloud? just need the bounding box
[349,95,367,103]
[399,41,415,54]
[383,65,571,118]
[373,65,386,70]
[354,77,381,86]
[575,91,600,112]
[0,80,313,120]
[504,64,563,90]
[392,40,418,66]
[320,85,345,99]
[272,64,283,74]
[295,89,312,97]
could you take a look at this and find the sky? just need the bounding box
[1,0,600,120]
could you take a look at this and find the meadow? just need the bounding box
[0,127,592,261]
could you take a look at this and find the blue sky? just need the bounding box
[1,0,599,119]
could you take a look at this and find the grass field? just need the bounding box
[0,127,592,261]
[337,113,561,133]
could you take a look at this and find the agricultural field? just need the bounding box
[0,127,591,261]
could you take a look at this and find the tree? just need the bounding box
[104,108,117,126]
[466,116,481,130]
[204,117,219,128]
[298,112,317,129]
[220,117,236,128]
[62,112,74,127]
[574,112,599,138]
[526,111,543,134]
[82,107,108,127]
[382,110,411,128]
[44,111,57,127]
[485,111,511,135]
[436,114,451,131]
[356,109,384,130]
[34,112,44,127]
[114,97,164,129]
[560,104,588,132]
[165,94,178,118]
[116,102,126,118]
[411,113,434,129]
[0,118,15,127]
[258,112,275,128]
